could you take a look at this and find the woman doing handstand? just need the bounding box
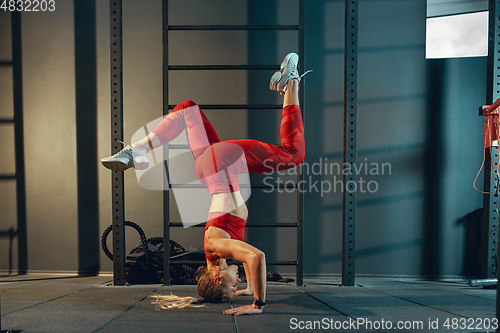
[101,53,308,316]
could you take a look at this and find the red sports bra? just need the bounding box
[203,212,247,261]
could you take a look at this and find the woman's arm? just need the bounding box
[208,238,266,315]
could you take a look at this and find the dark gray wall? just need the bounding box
[425,57,485,276]
[0,0,487,278]
[0,2,79,272]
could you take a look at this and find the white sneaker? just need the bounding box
[101,144,149,171]
[270,52,312,93]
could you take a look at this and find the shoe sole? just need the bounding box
[102,160,149,171]
[280,53,299,71]
[270,71,282,90]
[102,160,132,171]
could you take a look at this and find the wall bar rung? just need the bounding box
[246,223,297,228]
[169,65,279,71]
[168,25,298,31]
[170,260,296,265]
[168,104,282,110]
[0,175,16,180]
[169,261,208,265]
[252,183,298,189]
[168,183,297,189]
[0,229,17,237]
[261,261,297,266]
[169,184,209,189]
[0,61,12,66]
[168,144,190,149]
[169,222,297,228]
[169,222,204,227]
[0,119,15,123]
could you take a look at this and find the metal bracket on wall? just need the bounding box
[110,0,126,286]
[342,0,358,287]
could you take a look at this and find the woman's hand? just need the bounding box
[223,304,264,316]
[234,287,253,296]
[218,258,228,270]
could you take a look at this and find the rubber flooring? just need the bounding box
[0,274,496,333]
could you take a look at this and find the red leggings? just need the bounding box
[151,100,305,195]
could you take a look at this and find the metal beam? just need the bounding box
[296,0,305,288]
[486,0,500,327]
[162,0,171,286]
[110,0,126,286]
[342,0,358,287]
[481,147,497,280]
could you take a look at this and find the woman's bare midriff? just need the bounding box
[205,191,248,260]
[209,191,248,220]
